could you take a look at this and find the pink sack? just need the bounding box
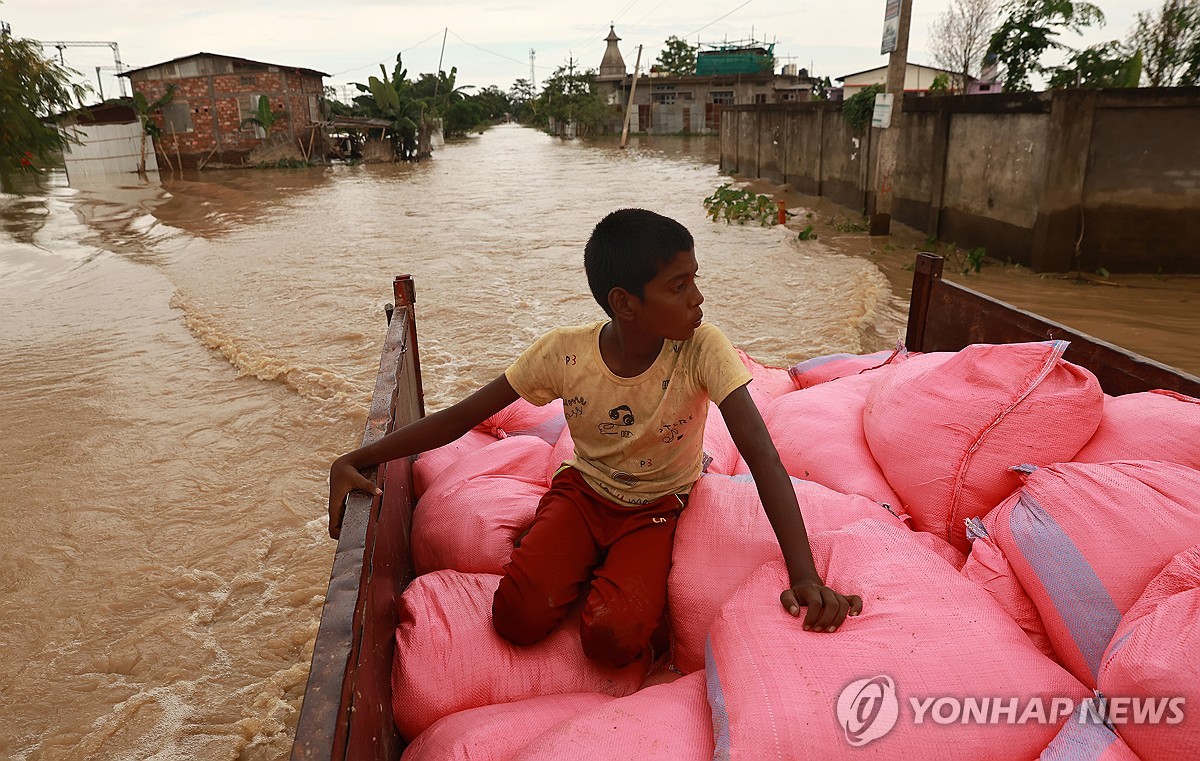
[668,474,904,673]
[392,570,646,741]
[1038,708,1141,760]
[788,347,904,389]
[987,461,1200,690]
[1074,390,1200,469]
[514,672,713,761]
[478,397,567,445]
[864,341,1103,553]
[412,436,551,575]
[413,429,499,498]
[401,693,613,761]
[761,371,901,506]
[1098,546,1200,760]
[705,519,1088,760]
[735,348,797,410]
[961,518,1054,658]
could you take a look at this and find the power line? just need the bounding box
[681,0,757,39]
[330,29,447,77]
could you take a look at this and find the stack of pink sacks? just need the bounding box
[392,340,1200,760]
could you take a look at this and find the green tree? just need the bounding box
[1048,41,1143,87]
[535,63,611,137]
[353,54,421,159]
[1127,0,1200,85]
[654,35,697,76]
[0,27,89,190]
[987,0,1106,91]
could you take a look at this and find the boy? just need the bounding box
[328,208,862,668]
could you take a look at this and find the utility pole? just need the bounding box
[529,48,536,91]
[620,45,643,148]
[39,40,128,97]
[869,0,912,236]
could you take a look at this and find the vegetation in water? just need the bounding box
[797,225,818,241]
[702,184,780,226]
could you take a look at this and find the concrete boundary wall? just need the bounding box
[720,88,1200,273]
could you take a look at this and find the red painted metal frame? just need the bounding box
[906,252,1200,398]
[291,276,423,760]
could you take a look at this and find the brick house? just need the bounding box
[594,27,814,135]
[121,52,328,167]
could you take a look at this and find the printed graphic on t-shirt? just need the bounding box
[563,395,588,420]
[658,414,695,444]
[598,404,635,438]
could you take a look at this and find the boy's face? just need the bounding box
[630,248,705,341]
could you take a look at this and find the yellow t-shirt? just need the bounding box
[505,322,752,505]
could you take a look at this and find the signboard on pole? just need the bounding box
[881,0,901,54]
[871,92,894,128]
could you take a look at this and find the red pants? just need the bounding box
[492,467,686,667]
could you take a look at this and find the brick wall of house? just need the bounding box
[130,58,325,167]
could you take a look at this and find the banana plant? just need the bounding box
[240,96,287,143]
[120,84,174,175]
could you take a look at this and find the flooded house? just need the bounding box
[120,52,328,168]
[595,26,815,135]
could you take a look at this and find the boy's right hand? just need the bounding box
[327,455,382,540]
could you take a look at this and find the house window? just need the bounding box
[652,92,677,105]
[161,101,194,133]
[708,91,735,105]
[753,93,767,104]
[239,95,267,138]
[241,75,256,86]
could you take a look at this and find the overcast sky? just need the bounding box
[2,0,1153,102]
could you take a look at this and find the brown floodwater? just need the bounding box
[0,123,1194,760]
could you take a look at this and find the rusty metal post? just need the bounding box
[905,252,943,352]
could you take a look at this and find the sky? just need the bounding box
[1,0,1154,103]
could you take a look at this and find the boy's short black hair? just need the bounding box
[584,208,694,316]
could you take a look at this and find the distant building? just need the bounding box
[593,28,814,135]
[837,63,976,96]
[120,52,327,167]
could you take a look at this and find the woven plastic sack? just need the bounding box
[413,429,499,498]
[863,341,1103,553]
[705,519,1088,760]
[1038,705,1141,760]
[1074,390,1200,469]
[987,461,1200,690]
[392,570,645,741]
[760,371,901,506]
[1098,546,1200,760]
[668,474,904,673]
[735,348,797,410]
[514,672,713,760]
[478,397,567,445]
[412,435,551,575]
[961,517,1054,658]
[401,692,613,761]
[788,347,905,389]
